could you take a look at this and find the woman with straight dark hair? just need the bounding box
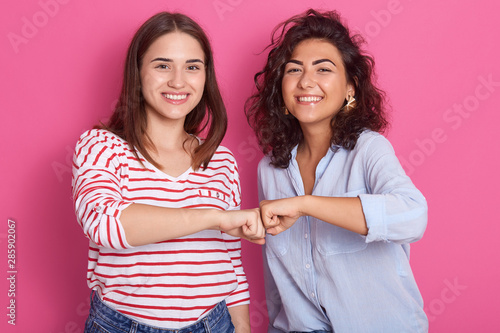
[246,9,428,332]
[73,12,264,333]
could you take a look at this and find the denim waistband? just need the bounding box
[289,331,332,333]
[89,291,228,332]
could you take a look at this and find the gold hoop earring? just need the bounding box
[343,95,356,111]
[283,106,289,115]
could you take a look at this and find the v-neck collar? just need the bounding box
[288,144,339,195]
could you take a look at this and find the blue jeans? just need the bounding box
[290,331,332,333]
[84,291,235,333]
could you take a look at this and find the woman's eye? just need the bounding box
[286,68,301,74]
[187,65,200,71]
[318,68,332,72]
[155,64,169,70]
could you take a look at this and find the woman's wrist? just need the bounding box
[199,208,222,230]
[297,194,311,217]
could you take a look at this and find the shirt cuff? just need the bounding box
[226,287,250,307]
[92,201,134,249]
[359,194,387,243]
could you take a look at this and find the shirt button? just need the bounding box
[305,264,311,269]
[311,292,316,298]
[304,233,308,239]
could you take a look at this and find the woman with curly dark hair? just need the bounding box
[246,9,428,332]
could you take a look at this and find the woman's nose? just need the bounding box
[167,69,185,89]
[298,70,315,89]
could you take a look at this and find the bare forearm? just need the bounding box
[228,304,251,333]
[120,203,220,246]
[300,195,368,235]
[262,195,368,236]
[120,204,266,247]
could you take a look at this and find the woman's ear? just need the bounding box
[343,80,357,112]
[347,77,357,98]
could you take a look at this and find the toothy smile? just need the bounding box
[162,93,188,100]
[297,96,323,102]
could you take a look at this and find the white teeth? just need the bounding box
[298,96,322,102]
[163,94,188,100]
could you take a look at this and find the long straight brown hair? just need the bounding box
[100,12,227,171]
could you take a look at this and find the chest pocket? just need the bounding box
[198,189,226,200]
[264,230,290,258]
[196,189,231,210]
[314,220,367,255]
[313,188,368,255]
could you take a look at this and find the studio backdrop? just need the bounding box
[1,0,499,332]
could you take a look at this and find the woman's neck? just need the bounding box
[145,116,190,151]
[298,124,332,161]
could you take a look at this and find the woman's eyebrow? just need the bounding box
[151,57,172,63]
[150,57,204,64]
[186,59,205,64]
[312,59,336,66]
[286,59,336,66]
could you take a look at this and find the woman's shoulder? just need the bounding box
[212,144,238,164]
[77,128,118,140]
[357,130,387,142]
[75,128,130,157]
[77,129,126,146]
[355,130,392,149]
[351,130,396,158]
[257,155,282,175]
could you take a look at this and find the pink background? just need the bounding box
[1,0,499,332]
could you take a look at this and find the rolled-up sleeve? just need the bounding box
[72,130,133,249]
[359,135,428,244]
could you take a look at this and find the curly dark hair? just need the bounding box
[245,9,389,168]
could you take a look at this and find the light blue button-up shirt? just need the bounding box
[258,131,428,333]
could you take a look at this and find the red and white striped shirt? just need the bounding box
[72,129,249,328]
